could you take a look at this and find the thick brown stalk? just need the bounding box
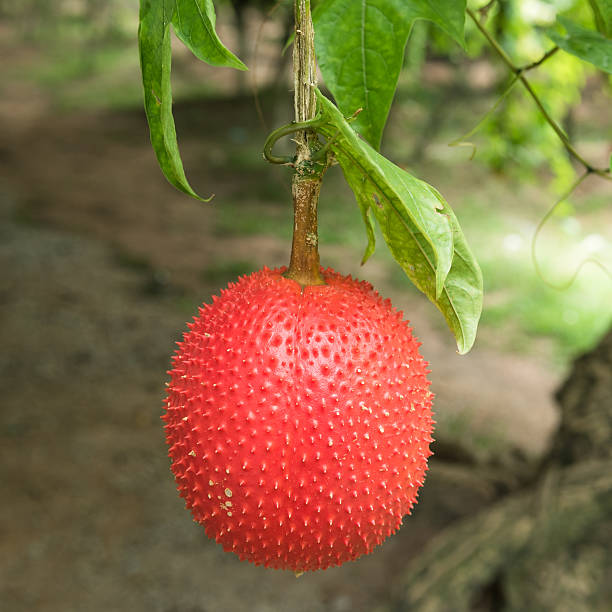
[285,0,325,287]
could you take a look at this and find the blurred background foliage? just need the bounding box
[1,0,610,367]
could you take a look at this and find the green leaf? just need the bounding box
[316,92,482,353]
[546,17,612,74]
[313,0,466,149]
[138,0,245,200]
[173,0,247,70]
[587,0,612,37]
[139,0,201,199]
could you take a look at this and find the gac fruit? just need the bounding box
[163,267,434,571]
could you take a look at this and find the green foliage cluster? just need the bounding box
[137,0,611,354]
[139,0,484,352]
[470,0,610,191]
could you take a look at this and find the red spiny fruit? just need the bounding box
[163,267,434,572]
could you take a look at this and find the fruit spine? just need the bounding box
[164,267,434,571]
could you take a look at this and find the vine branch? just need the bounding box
[449,76,519,158]
[467,4,611,288]
[477,0,497,21]
[520,46,559,72]
[466,7,610,181]
[531,171,612,288]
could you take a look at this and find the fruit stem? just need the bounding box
[286,0,326,287]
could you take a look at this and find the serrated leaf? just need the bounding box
[588,0,612,37]
[546,17,612,74]
[313,0,466,149]
[173,0,247,70]
[139,0,245,200]
[316,92,482,353]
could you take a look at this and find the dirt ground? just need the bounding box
[0,95,561,611]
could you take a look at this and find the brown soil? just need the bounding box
[0,96,560,611]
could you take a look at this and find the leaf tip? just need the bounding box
[200,192,215,203]
[234,59,249,72]
[456,342,471,356]
[360,242,375,266]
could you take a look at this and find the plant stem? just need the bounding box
[520,46,559,72]
[286,0,326,287]
[293,0,317,158]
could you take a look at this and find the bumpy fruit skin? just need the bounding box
[164,267,433,572]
